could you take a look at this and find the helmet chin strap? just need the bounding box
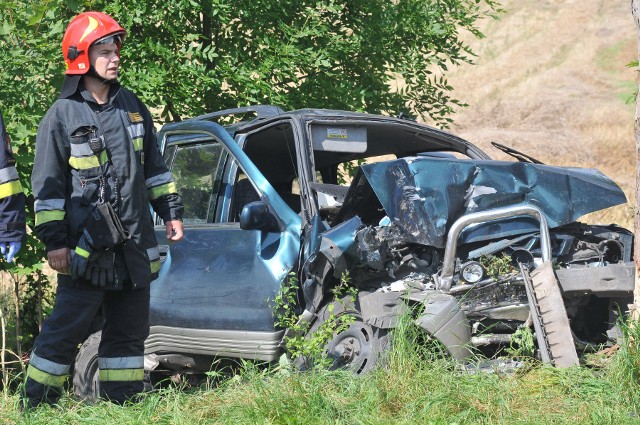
[87,66,118,85]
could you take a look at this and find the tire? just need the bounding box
[73,331,101,402]
[308,297,390,375]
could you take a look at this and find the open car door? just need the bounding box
[147,121,301,361]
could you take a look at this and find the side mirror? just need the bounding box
[240,201,281,232]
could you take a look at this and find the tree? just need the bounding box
[0,0,501,352]
[100,0,502,124]
[0,1,68,357]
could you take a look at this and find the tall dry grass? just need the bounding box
[443,0,636,228]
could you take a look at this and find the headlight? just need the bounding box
[460,261,484,283]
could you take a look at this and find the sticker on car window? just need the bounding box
[327,128,348,139]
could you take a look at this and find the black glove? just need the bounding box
[86,251,116,287]
[70,230,116,286]
[70,230,95,280]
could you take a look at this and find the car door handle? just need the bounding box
[158,245,169,262]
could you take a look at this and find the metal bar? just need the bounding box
[436,205,551,291]
[470,334,513,346]
[521,265,553,364]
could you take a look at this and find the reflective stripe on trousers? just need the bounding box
[23,283,150,407]
[99,356,145,382]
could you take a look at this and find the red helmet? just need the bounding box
[62,11,126,75]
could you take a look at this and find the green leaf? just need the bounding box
[0,21,15,36]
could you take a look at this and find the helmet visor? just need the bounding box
[93,33,124,47]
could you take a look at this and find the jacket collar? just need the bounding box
[59,75,121,104]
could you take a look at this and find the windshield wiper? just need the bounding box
[491,142,544,165]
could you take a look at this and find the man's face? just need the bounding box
[88,41,120,81]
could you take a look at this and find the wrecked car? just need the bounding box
[72,106,634,398]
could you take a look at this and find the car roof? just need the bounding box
[185,105,463,138]
[161,105,490,160]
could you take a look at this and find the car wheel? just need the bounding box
[309,297,390,375]
[73,331,101,402]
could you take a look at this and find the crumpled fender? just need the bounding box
[301,215,364,314]
[409,291,472,361]
[359,288,472,361]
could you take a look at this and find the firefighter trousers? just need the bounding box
[23,283,150,407]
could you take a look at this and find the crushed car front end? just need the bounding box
[302,154,633,366]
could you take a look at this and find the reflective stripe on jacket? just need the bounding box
[0,110,26,242]
[32,82,183,287]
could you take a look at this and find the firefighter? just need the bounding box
[24,11,184,407]
[0,110,26,262]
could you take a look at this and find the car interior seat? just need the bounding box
[233,178,261,221]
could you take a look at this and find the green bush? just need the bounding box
[273,272,356,370]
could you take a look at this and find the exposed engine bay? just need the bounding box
[303,156,634,365]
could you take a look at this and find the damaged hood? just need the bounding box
[351,157,626,248]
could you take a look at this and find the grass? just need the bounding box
[2,316,640,424]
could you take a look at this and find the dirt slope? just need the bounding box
[444,0,636,227]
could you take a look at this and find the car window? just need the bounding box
[240,121,302,215]
[168,142,226,224]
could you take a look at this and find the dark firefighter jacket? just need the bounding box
[0,111,26,243]
[32,81,183,288]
